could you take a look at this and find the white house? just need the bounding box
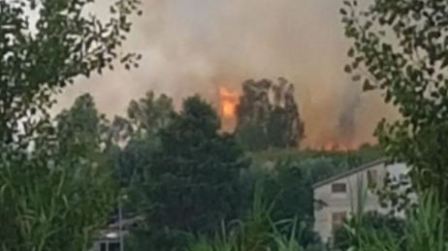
[313,159,410,244]
[91,216,144,251]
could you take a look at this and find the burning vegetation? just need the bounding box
[219,87,239,120]
[218,78,367,152]
[222,78,305,151]
[321,140,357,152]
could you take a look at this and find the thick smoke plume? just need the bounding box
[57,0,396,149]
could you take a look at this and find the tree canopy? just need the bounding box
[0,0,140,250]
[235,78,305,151]
[129,96,250,250]
[109,91,175,187]
[341,0,448,203]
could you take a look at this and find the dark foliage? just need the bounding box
[130,96,250,250]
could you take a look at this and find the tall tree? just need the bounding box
[127,91,174,138]
[131,96,249,250]
[0,0,140,250]
[341,0,448,203]
[235,78,305,151]
[56,94,109,158]
[55,94,116,249]
[0,0,141,144]
[112,91,175,187]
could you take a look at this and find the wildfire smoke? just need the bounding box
[57,0,398,150]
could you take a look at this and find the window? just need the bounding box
[109,242,120,251]
[332,211,347,231]
[331,183,347,193]
[367,169,378,188]
[99,241,120,251]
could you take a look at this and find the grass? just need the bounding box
[342,190,448,251]
[187,184,314,251]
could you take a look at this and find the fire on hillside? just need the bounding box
[217,85,368,152]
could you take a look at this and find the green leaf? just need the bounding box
[352,74,361,81]
[363,79,375,91]
[348,48,355,58]
[344,65,352,73]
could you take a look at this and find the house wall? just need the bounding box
[313,162,408,243]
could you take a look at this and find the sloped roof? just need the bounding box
[312,158,387,189]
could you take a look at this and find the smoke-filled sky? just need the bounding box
[56,0,396,148]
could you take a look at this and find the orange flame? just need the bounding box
[320,140,357,152]
[217,86,365,149]
[219,87,239,120]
